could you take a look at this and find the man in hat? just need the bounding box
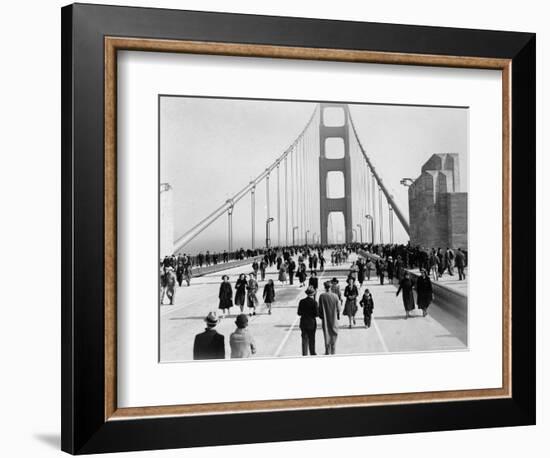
[193,311,225,360]
[297,286,319,356]
[319,281,341,355]
[229,314,257,358]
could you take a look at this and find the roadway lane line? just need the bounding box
[274,314,299,357]
[372,317,390,353]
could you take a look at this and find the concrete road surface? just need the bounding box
[160,252,467,362]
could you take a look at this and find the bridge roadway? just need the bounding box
[160,252,467,362]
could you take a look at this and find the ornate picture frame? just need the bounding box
[61,3,535,454]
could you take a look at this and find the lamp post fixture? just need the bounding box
[292,226,299,246]
[365,214,374,244]
[356,224,363,243]
[265,217,274,248]
[400,177,414,187]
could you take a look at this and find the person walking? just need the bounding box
[259,259,267,282]
[308,271,319,293]
[343,277,359,328]
[246,272,259,316]
[263,279,275,315]
[396,272,415,319]
[278,262,287,285]
[288,258,296,285]
[357,259,365,287]
[161,267,177,305]
[386,257,394,283]
[377,258,386,285]
[330,277,342,304]
[218,275,233,316]
[359,289,374,328]
[297,286,319,356]
[318,281,340,355]
[193,312,225,360]
[416,269,434,317]
[296,262,307,287]
[234,274,247,313]
[455,248,466,280]
[229,314,257,358]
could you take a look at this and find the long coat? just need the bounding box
[318,292,340,344]
[297,297,319,331]
[234,278,247,306]
[343,285,359,317]
[396,277,415,311]
[218,281,233,310]
[193,329,225,360]
[416,276,433,309]
[263,282,275,303]
[360,294,374,316]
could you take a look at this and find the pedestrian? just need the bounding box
[259,259,267,281]
[297,286,319,356]
[377,258,386,285]
[318,281,340,355]
[343,277,359,328]
[193,311,225,360]
[229,314,257,358]
[161,266,177,305]
[176,260,184,287]
[288,258,296,285]
[330,277,342,304]
[278,262,287,285]
[396,272,415,319]
[183,263,192,286]
[263,278,275,314]
[386,256,394,283]
[234,273,247,313]
[416,269,434,317]
[252,260,259,277]
[455,248,466,280]
[360,289,374,328]
[366,259,375,281]
[296,262,307,287]
[218,275,233,316]
[308,271,319,292]
[247,272,259,316]
[357,259,365,287]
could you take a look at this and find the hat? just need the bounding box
[235,313,248,328]
[204,311,219,327]
[331,277,339,283]
[221,275,229,280]
[305,286,316,296]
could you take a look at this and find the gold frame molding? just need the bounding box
[104,36,512,421]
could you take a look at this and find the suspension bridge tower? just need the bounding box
[318,103,353,245]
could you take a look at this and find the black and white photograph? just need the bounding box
[159,97,468,362]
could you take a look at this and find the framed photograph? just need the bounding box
[61,3,536,454]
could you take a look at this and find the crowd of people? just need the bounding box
[189,242,462,360]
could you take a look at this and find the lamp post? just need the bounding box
[305,230,310,246]
[265,217,274,248]
[365,214,374,244]
[352,228,358,243]
[292,226,299,246]
[356,224,363,243]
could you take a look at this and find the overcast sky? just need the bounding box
[160,96,467,253]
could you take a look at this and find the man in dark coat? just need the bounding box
[288,258,296,285]
[193,312,225,360]
[297,287,319,356]
[454,248,466,280]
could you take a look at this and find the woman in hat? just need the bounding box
[360,289,374,328]
[218,275,233,316]
[343,277,359,328]
[416,269,434,317]
[234,273,247,313]
[396,272,415,318]
[229,314,256,358]
[263,278,275,315]
[330,277,342,304]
